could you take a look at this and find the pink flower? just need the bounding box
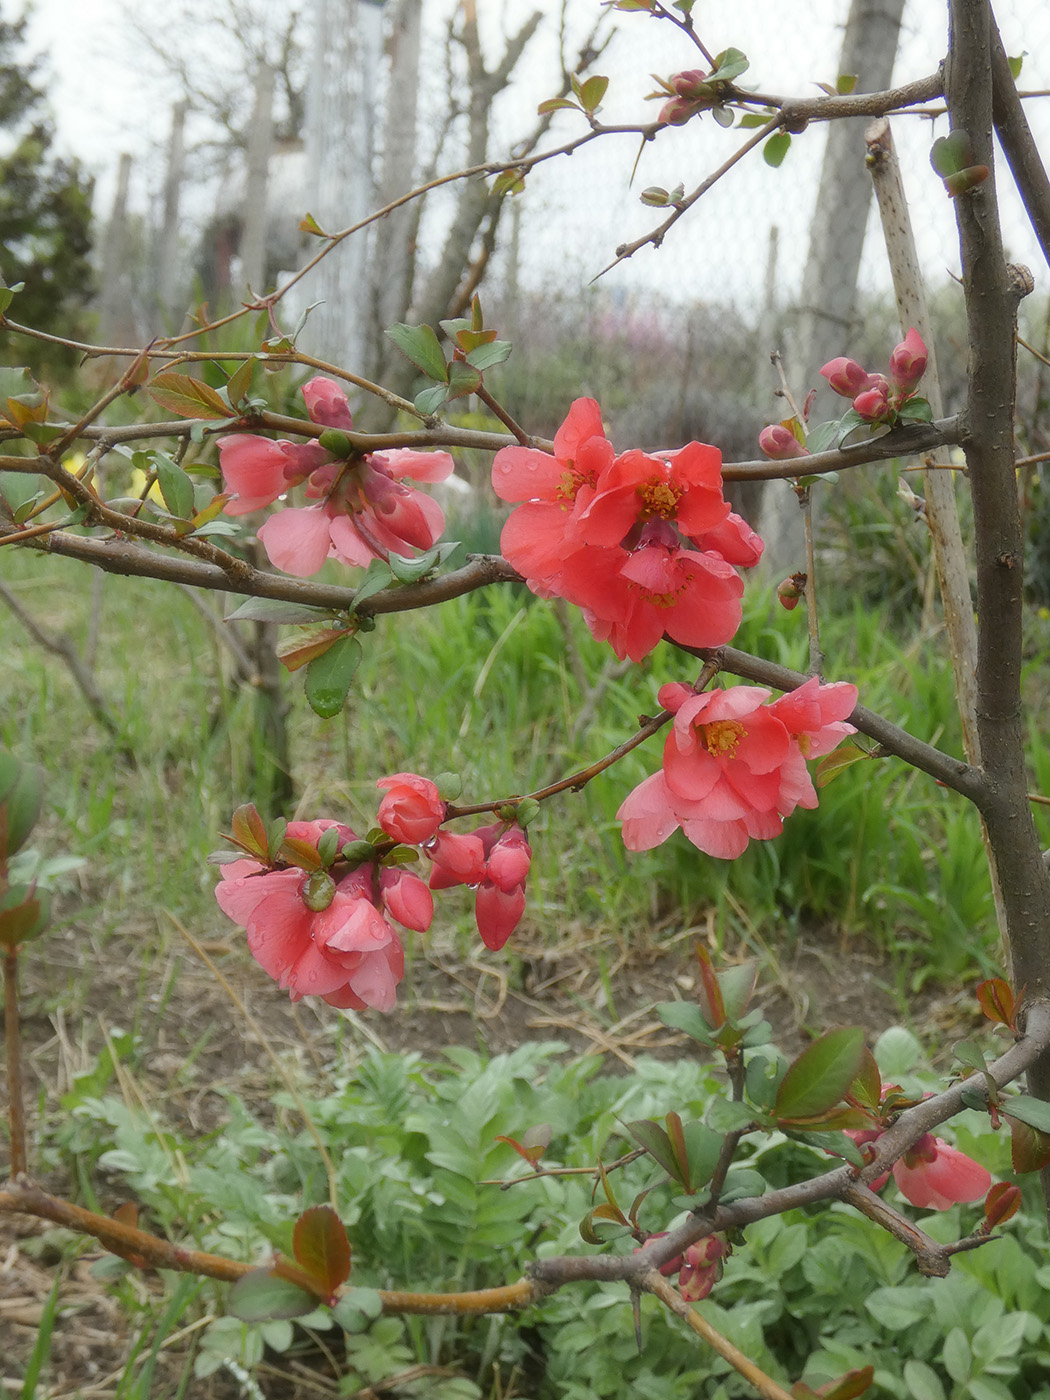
[820,357,877,398]
[888,328,928,393]
[759,424,810,461]
[214,819,431,1012]
[892,1134,992,1209]
[427,822,532,950]
[376,773,445,844]
[221,376,454,576]
[850,1129,992,1210]
[617,679,856,858]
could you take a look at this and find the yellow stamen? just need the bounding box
[700,719,746,756]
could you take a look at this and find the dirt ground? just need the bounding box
[1,909,984,1399]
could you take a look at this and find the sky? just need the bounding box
[19,0,1050,327]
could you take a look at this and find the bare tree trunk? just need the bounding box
[367,0,423,386]
[156,102,187,319]
[98,153,134,348]
[242,64,275,298]
[303,0,382,369]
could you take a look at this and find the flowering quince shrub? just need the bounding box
[6,8,1050,1399]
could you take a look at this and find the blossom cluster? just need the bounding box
[492,398,762,662]
[758,329,930,461]
[216,776,533,1012]
[645,1232,727,1301]
[618,676,858,859]
[220,376,454,575]
[821,327,928,426]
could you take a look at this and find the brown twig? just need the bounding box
[644,1270,794,1400]
[3,950,26,1179]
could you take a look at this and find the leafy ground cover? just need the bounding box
[3,542,1050,1396]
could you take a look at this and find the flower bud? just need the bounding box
[888,327,928,392]
[318,428,353,457]
[820,356,874,398]
[758,424,810,460]
[777,577,802,610]
[852,379,891,422]
[658,95,698,126]
[302,869,336,912]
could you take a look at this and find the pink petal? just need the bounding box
[245,885,315,981]
[492,446,569,503]
[257,506,333,576]
[617,771,681,851]
[475,881,526,950]
[552,398,607,462]
[220,436,293,514]
[216,867,300,926]
[381,447,455,484]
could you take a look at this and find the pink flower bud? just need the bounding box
[302,375,355,430]
[475,881,526,950]
[888,327,928,393]
[487,826,532,893]
[759,424,810,460]
[427,830,488,887]
[820,357,875,398]
[376,772,445,844]
[852,378,891,422]
[777,577,801,610]
[658,95,698,126]
[379,867,434,932]
[672,69,707,97]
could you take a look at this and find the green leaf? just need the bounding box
[626,1118,681,1184]
[656,1000,713,1044]
[873,1025,920,1076]
[640,187,669,207]
[152,453,195,519]
[388,548,440,584]
[229,1269,317,1322]
[816,744,869,787]
[577,74,609,113]
[902,1360,947,1400]
[493,168,526,197]
[1008,52,1025,80]
[717,961,756,1021]
[1001,1092,1050,1134]
[708,47,749,83]
[305,634,363,719]
[351,559,395,608]
[292,1206,351,1296]
[226,598,334,625]
[805,419,840,454]
[414,384,448,417]
[537,96,580,115]
[931,130,973,178]
[897,396,933,423]
[848,1046,882,1115]
[706,1097,757,1133]
[464,340,512,372]
[446,361,482,400]
[836,74,857,95]
[763,131,791,168]
[385,323,449,382]
[299,211,328,237]
[225,360,256,406]
[1005,1114,1050,1173]
[712,106,735,128]
[147,372,232,420]
[331,1286,383,1333]
[775,1027,866,1121]
[953,1039,987,1072]
[0,752,43,858]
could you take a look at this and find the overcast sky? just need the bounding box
[20,0,1050,322]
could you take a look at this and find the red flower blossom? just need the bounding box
[617,679,857,858]
[214,819,432,1012]
[849,1129,992,1210]
[376,772,446,845]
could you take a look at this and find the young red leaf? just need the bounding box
[292,1204,352,1298]
[819,1365,875,1399]
[626,1118,683,1185]
[775,1028,866,1121]
[230,803,269,859]
[495,1122,551,1166]
[982,1181,1021,1230]
[695,944,727,1029]
[976,977,1015,1028]
[1005,1114,1050,1173]
[276,627,351,673]
[146,372,231,420]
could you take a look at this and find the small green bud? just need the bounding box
[316,826,341,867]
[434,771,463,802]
[318,428,353,456]
[514,797,541,828]
[302,869,336,912]
[341,839,377,866]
